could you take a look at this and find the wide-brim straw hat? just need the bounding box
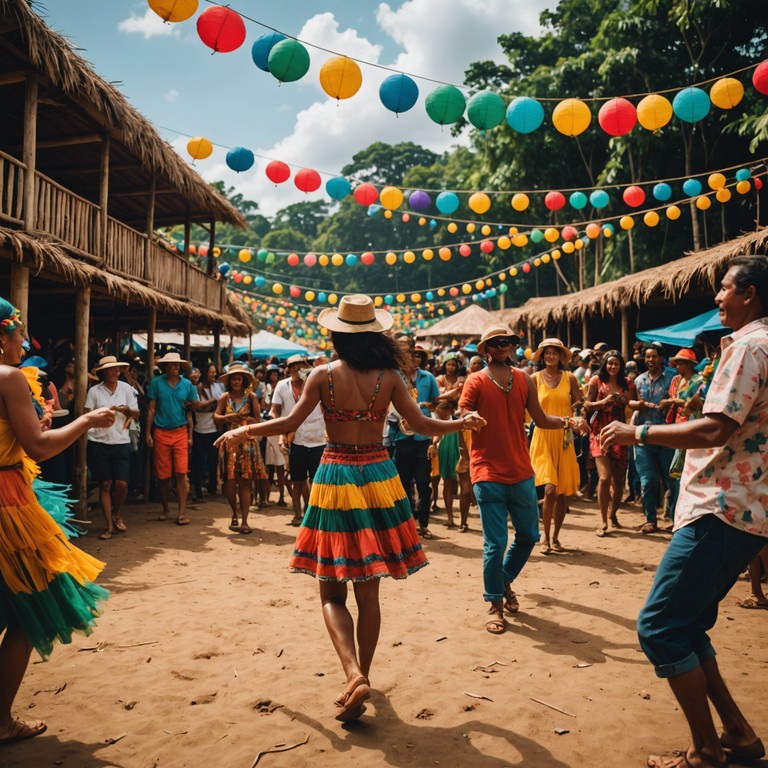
[318,294,393,334]
[285,353,309,368]
[219,363,255,386]
[532,338,572,365]
[156,352,187,365]
[670,348,698,365]
[477,325,521,356]
[95,355,129,372]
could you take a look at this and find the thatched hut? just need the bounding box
[415,304,499,340]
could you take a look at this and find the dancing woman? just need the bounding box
[216,295,484,722]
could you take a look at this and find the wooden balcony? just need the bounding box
[0,149,224,311]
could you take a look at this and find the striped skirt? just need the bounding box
[289,443,428,581]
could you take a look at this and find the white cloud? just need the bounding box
[188,0,553,217]
[165,89,179,103]
[118,9,178,39]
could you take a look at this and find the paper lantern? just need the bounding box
[585,222,601,239]
[422,249,434,261]
[197,6,246,53]
[467,91,506,131]
[468,192,491,214]
[304,290,316,302]
[708,173,726,190]
[379,74,419,114]
[466,223,475,233]
[513,233,528,247]
[709,77,744,109]
[257,249,268,262]
[652,183,672,201]
[480,240,494,254]
[683,178,703,197]
[233,273,242,283]
[268,39,310,83]
[544,191,566,211]
[602,224,615,237]
[402,213,411,223]
[589,189,610,209]
[756,178,764,190]
[552,98,591,136]
[736,180,751,194]
[425,85,466,125]
[272,283,283,295]
[320,56,362,100]
[345,254,358,266]
[637,94,673,131]
[266,160,290,184]
[511,193,529,211]
[237,249,251,263]
[361,252,375,265]
[289,285,301,298]
[303,253,317,267]
[226,146,254,173]
[598,97,637,136]
[218,262,230,276]
[673,87,710,123]
[385,252,397,265]
[402,251,415,264]
[623,185,645,207]
[187,137,213,161]
[716,188,732,203]
[643,211,660,227]
[198,245,208,257]
[368,204,381,217]
[529,228,543,243]
[696,196,711,210]
[666,205,681,220]
[251,32,286,71]
[506,97,544,133]
[148,0,198,23]
[439,247,452,261]
[620,215,634,230]
[255,276,266,287]
[544,227,559,242]
[380,186,404,210]
[326,176,350,201]
[243,275,252,285]
[294,168,321,193]
[329,294,338,305]
[331,253,344,267]
[408,190,431,211]
[286,253,299,266]
[522,264,531,275]
[735,168,752,181]
[436,191,460,214]
[561,226,577,241]
[354,183,379,206]
[753,60,768,95]
[459,244,471,257]
[569,191,588,209]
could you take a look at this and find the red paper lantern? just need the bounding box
[480,240,494,254]
[623,185,646,207]
[353,183,379,206]
[286,253,300,266]
[459,244,471,257]
[233,273,243,283]
[544,191,566,211]
[598,97,637,136]
[196,6,246,53]
[561,225,578,241]
[401,213,410,223]
[198,245,208,257]
[753,60,768,95]
[289,285,301,298]
[266,160,290,184]
[294,168,321,193]
[755,177,764,190]
[361,251,375,265]
[522,262,531,273]
[449,287,459,297]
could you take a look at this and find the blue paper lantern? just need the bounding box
[318,292,327,303]
[225,146,254,173]
[652,183,672,202]
[367,204,381,217]
[735,168,752,182]
[672,87,710,123]
[384,294,394,305]
[345,253,357,266]
[506,97,544,133]
[590,189,610,209]
[425,291,434,301]
[429,219,437,228]
[569,191,588,210]
[379,73,419,114]
[436,191,460,214]
[682,178,703,197]
[255,276,266,287]
[217,262,230,276]
[251,32,286,72]
[408,190,431,211]
[326,176,351,200]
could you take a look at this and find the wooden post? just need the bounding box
[207,219,216,277]
[183,315,192,366]
[621,307,630,360]
[98,134,110,261]
[247,332,253,368]
[582,315,588,350]
[183,206,191,297]
[74,286,90,517]
[143,177,156,282]
[142,307,156,504]
[213,324,221,372]
[228,335,235,364]
[9,265,29,329]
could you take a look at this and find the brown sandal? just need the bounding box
[335,675,371,722]
[485,606,506,634]
[503,584,520,614]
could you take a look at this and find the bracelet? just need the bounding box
[637,424,650,444]
[561,416,569,429]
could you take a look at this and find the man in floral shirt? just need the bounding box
[601,254,768,768]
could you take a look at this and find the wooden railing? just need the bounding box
[0,150,224,312]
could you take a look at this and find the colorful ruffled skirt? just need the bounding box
[289,443,428,581]
[0,467,108,660]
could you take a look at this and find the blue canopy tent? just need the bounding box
[636,309,729,348]
[233,330,310,360]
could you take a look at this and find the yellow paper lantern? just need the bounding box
[552,249,561,260]
[289,310,297,318]
[439,247,452,261]
[620,215,635,230]
[716,187,731,203]
[544,227,559,243]
[418,217,427,226]
[541,253,551,264]
[708,173,726,190]
[643,211,660,227]
[238,248,252,262]
[511,193,529,211]
[319,254,329,266]
[422,248,434,261]
[497,236,511,249]
[512,233,528,247]
[510,267,518,276]
[562,241,575,254]
[461,284,472,294]
[411,293,421,303]
[498,272,506,281]
[481,225,491,236]
[437,288,446,296]
[277,307,285,315]
[636,94,673,131]
[243,275,252,284]
[384,209,393,219]
[447,222,458,234]
[328,293,338,305]
[696,195,711,210]
[736,180,751,195]
[508,227,518,235]
[396,293,406,303]
[468,192,491,214]
[374,296,383,306]
[305,290,315,301]
[666,205,682,220]
[380,186,404,210]
[272,283,283,294]
[148,0,198,22]
[319,56,363,100]
[331,253,344,266]
[187,136,213,161]
[552,98,592,136]
[212,246,221,257]
[466,223,476,234]
[533,257,541,267]
[475,279,485,291]
[403,250,416,264]
[575,239,584,250]
[709,77,744,110]
[385,252,397,265]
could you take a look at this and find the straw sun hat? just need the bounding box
[318,294,393,334]
[156,351,187,365]
[94,355,128,372]
[476,325,521,356]
[532,338,572,365]
[219,363,255,386]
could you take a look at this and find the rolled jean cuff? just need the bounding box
[653,643,716,679]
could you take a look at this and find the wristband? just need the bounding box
[561,416,569,429]
[637,424,650,444]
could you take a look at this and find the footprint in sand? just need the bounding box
[190,692,217,705]
[194,651,221,660]
[268,598,291,608]
[252,699,283,714]
[416,708,434,720]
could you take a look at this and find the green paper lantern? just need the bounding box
[425,85,466,126]
[268,39,310,83]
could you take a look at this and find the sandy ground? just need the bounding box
[4,493,767,768]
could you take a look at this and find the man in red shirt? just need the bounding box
[460,325,574,634]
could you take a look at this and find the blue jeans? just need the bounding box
[635,443,675,525]
[474,478,540,603]
[637,515,765,678]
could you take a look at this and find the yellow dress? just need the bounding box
[529,373,579,495]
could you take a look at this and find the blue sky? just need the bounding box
[40,1,553,215]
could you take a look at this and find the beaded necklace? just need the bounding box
[484,367,513,393]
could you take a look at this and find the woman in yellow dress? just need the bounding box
[529,339,582,554]
[0,298,115,745]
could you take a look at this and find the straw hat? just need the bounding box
[95,355,129,372]
[593,341,609,352]
[318,294,393,333]
[532,338,572,365]
[477,325,521,356]
[670,348,698,365]
[285,353,309,368]
[156,351,187,365]
[219,363,255,386]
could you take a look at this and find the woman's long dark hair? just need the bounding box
[597,350,628,388]
[331,331,407,371]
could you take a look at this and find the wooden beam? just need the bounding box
[98,134,110,260]
[582,315,588,350]
[74,286,90,517]
[213,324,221,372]
[36,134,102,150]
[0,71,28,86]
[23,76,37,229]
[143,176,156,282]
[207,219,215,277]
[109,188,177,198]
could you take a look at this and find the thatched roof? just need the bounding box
[0,0,246,229]
[0,227,251,334]
[416,304,499,338]
[496,228,768,331]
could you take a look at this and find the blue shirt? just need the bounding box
[634,367,676,426]
[390,368,440,443]
[147,374,199,430]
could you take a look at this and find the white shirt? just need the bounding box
[194,381,226,434]
[271,377,326,447]
[84,380,139,445]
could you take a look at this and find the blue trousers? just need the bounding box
[474,478,540,603]
[635,443,675,525]
[637,515,765,678]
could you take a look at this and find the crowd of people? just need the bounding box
[1,255,767,767]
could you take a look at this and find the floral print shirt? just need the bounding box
[674,317,768,537]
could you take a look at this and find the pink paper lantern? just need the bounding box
[303,253,317,267]
[561,226,578,241]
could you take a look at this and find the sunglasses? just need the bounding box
[486,337,513,349]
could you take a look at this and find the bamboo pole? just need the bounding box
[142,307,156,504]
[74,286,90,517]
[143,176,156,282]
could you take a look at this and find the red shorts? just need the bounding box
[153,426,189,479]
